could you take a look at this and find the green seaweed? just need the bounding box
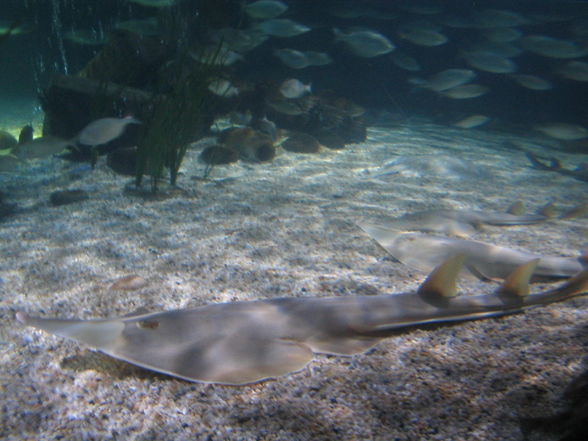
[135,49,218,193]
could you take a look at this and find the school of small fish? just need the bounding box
[3,0,587,141]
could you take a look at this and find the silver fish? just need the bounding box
[520,35,588,59]
[463,50,517,74]
[535,122,588,141]
[453,114,491,129]
[17,258,588,385]
[411,68,476,92]
[208,79,239,97]
[244,0,288,19]
[510,74,552,90]
[470,9,529,28]
[192,45,244,66]
[391,52,421,71]
[128,0,176,7]
[15,136,73,160]
[279,79,311,99]
[333,28,395,58]
[256,19,310,38]
[439,84,489,99]
[398,28,448,47]
[304,51,333,66]
[115,17,160,36]
[556,60,588,82]
[64,29,107,46]
[211,28,268,53]
[273,48,310,69]
[77,116,141,147]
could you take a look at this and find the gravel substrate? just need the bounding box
[1,117,587,440]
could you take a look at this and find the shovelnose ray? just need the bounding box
[382,206,553,237]
[17,258,588,385]
[359,224,585,281]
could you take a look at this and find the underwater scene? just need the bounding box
[2,0,588,439]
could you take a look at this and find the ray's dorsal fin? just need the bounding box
[507,201,525,216]
[539,201,557,219]
[560,202,588,220]
[497,259,539,302]
[545,267,588,298]
[417,254,465,307]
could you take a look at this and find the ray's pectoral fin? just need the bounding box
[18,311,315,385]
[110,334,314,386]
[197,337,314,385]
[306,335,382,356]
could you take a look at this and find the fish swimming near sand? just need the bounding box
[15,136,74,160]
[17,258,588,385]
[77,116,141,147]
[244,0,288,19]
[359,224,585,281]
[534,122,588,141]
[256,19,310,38]
[333,28,395,58]
[279,78,312,99]
[371,206,553,237]
[525,151,588,183]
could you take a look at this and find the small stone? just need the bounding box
[49,189,89,206]
[282,132,321,153]
[199,145,239,165]
[110,275,148,291]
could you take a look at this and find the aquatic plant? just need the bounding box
[136,51,218,192]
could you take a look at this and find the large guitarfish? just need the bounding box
[359,224,584,281]
[379,207,551,237]
[18,258,588,385]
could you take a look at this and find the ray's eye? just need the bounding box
[137,319,160,330]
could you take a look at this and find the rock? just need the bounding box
[282,132,321,153]
[218,127,275,162]
[49,189,89,206]
[199,145,239,165]
[18,125,34,145]
[0,130,17,150]
[110,275,148,291]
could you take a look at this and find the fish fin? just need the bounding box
[544,268,588,298]
[307,336,381,356]
[579,248,588,267]
[538,201,557,219]
[525,152,560,171]
[497,258,540,302]
[560,202,588,220]
[417,254,465,306]
[357,222,403,250]
[122,307,153,318]
[507,201,525,215]
[108,336,314,385]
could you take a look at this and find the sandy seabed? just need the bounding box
[0,114,587,441]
